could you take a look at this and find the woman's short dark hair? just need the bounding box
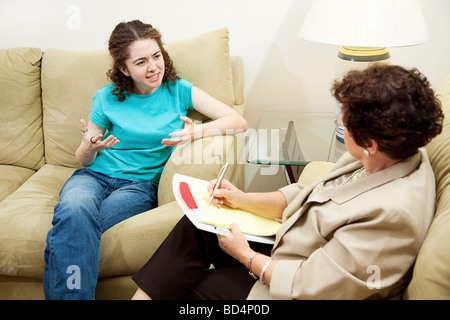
[331,64,444,160]
[107,20,179,101]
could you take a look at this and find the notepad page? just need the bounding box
[188,179,281,236]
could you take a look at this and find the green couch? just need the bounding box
[0,28,246,299]
[298,74,450,299]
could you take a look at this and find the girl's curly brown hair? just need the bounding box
[331,64,444,160]
[107,20,179,101]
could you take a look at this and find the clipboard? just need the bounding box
[172,173,279,244]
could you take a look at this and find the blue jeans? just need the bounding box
[43,168,158,300]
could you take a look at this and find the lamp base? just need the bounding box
[335,46,391,79]
[338,46,390,62]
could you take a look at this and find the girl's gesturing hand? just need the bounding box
[80,119,119,151]
[162,116,199,147]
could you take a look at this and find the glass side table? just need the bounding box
[247,112,346,183]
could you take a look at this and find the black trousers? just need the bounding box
[132,216,273,300]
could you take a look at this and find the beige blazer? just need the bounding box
[248,148,436,300]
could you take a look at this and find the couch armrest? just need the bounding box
[298,161,335,186]
[158,132,246,206]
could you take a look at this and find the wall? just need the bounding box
[1,0,449,191]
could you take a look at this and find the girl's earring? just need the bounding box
[363,149,370,157]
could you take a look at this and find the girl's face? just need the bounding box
[120,38,165,95]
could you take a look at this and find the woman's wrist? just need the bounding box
[243,250,275,285]
[248,252,259,279]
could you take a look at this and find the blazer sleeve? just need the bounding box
[278,182,305,204]
[269,203,421,300]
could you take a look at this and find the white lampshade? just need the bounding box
[299,0,429,48]
[299,0,429,144]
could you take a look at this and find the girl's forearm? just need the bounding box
[198,113,247,139]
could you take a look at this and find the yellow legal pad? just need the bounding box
[187,178,281,237]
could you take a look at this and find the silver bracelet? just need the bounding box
[248,252,259,280]
[259,259,272,285]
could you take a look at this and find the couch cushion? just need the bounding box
[0,163,183,281]
[41,28,235,168]
[165,28,235,121]
[403,75,450,299]
[41,49,111,168]
[0,48,45,171]
[0,165,183,280]
[0,165,35,202]
[0,164,75,278]
[425,76,450,206]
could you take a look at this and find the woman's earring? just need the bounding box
[363,149,370,157]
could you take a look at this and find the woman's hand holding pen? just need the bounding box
[207,179,246,209]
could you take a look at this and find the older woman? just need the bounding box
[132,64,443,300]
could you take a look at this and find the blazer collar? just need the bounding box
[313,151,422,204]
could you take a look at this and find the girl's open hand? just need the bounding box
[80,119,119,151]
[162,116,198,146]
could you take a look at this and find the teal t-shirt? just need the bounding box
[86,79,193,183]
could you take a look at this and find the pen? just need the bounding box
[208,163,229,207]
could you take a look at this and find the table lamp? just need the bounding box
[299,0,429,142]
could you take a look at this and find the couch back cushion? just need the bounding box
[41,28,235,168]
[165,28,235,121]
[404,75,450,299]
[41,49,110,168]
[0,48,45,170]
